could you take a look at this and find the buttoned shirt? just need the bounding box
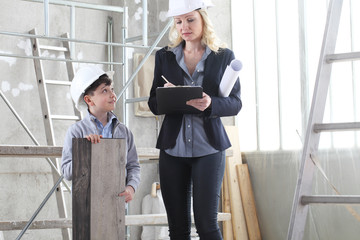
[90,112,116,138]
[165,44,219,157]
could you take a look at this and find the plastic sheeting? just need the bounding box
[243,145,360,240]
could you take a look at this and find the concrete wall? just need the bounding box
[0,0,233,239]
[1,2,360,240]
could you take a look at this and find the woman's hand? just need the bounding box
[164,82,175,87]
[85,134,102,144]
[119,186,135,203]
[186,92,212,111]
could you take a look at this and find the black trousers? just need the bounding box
[159,150,225,240]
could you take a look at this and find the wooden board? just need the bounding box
[222,164,234,240]
[0,213,232,230]
[237,164,261,240]
[224,126,248,240]
[72,138,91,240]
[90,139,126,239]
[72,138,126,240]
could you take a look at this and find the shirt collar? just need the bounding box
[88,111,118,125]
[171,43,211,74]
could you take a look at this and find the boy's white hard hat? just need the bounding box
[166,0,214,17]
[70,66,114,111]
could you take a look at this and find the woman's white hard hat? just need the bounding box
[166,0,214,17]
[70,66,114,111]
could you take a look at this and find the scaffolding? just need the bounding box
[0,0,171,239]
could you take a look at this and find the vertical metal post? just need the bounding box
[252,0,261,150]
[298,0,310,139]
[274,0,283,149]
[70,5,76,59]
[44,0,49,36]
[122,7,129,125]
[349,0,358,146]
[107,16,114,71]
[142,0,148,46]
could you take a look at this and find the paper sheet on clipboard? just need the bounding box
[218,59,242,97]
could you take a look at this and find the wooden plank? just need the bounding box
[72,138,126,240]
[0,219,72,230]
[90,139,126,239]
[224,125,248,240]
[222,162,234,240]
[0,145,62,158]
[72,138,91,240]
[0,213,231,230]
[237,164,261,240]
[0,145,231,159]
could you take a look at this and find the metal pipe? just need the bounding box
[275,0,283,149]
[122,7,129,125]
[44,0,49,36]
[0,30,154,49]
[107,16,114,71]
[0,90,71,192]
[142,0,148,46]
[70,5,75,59]
[126,32,164,43]
[313,122,360,132]
[0,52,123,65]
[252,0,261,150]
[125,96,149,104]
[301,195,360,205]
[117,19,173,100]
[22,0,124,13]
[16,176,64,240]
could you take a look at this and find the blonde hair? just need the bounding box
[168,9,227,53]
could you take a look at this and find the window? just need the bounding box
[232,0,360,151]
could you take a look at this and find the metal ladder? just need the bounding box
[287,0,360,239]
[29,28,81,240]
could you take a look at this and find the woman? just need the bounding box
[148,0,242,239]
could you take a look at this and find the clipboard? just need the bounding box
[156,86,203,114]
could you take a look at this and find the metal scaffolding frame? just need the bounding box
[0,0,172,238]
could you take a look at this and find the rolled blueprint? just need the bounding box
[218,59,242,97]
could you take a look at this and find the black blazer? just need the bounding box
[148,46,242,151]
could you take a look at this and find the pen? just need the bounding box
[161,75,170,84]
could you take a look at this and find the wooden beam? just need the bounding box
[0,145,62,158]
[237,164,261,240]
[222,163,234,240]
[224,126,248,240]
[0,145,232,159]
[0,213,231,230]
[0,219,72,230]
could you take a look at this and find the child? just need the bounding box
[61,66,140,202]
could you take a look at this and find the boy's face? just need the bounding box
[85,83,116,113]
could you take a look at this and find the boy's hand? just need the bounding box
[85,134,102,143]
[119,186,135,203]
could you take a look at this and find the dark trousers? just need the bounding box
[159,150,225,240]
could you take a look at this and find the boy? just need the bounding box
[61,66,140,202]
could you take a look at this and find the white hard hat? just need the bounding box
[166,0,214,17]
[70,66,114,111]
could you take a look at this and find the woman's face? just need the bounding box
[174,10,204,43]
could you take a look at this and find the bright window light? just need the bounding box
[232,0,360,151]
